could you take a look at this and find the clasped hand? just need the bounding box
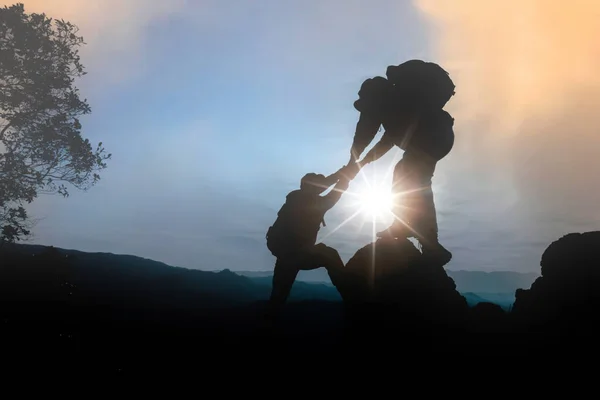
[336,160,362,182]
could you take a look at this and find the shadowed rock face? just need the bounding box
[468,302,507,334]
[540,231,600,279]
[512,231,600,333]
[334,238,468,334]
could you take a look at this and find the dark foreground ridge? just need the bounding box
[1,231,600,373]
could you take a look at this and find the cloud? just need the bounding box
[416,0,600,127]
[415,0,600,242]
[14,0,188,82]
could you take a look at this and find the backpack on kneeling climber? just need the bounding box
[266,190,326,259]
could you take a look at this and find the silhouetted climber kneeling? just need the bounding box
[265,168,353,314]
[343,60,456,266]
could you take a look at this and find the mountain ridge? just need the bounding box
[2,243,531,308]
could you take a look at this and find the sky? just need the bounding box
[8,0,600,273]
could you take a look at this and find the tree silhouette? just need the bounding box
[0,3,110,244]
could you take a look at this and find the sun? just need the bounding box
[316,161,403,242]
[357,184,394,219]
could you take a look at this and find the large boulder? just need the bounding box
[334,237,468,337]
[512,231,600,335]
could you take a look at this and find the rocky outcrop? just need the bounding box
[512,231,600,334]
[334,237,468,336]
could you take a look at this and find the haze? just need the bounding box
[14,0,600,273]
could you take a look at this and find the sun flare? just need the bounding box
[357,185,393,219]
[317,160,404,242]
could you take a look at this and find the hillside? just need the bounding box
[0,243,342,305]
[2,231,600,373]
[1,243,521,308]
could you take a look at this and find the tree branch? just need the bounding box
[0,120,11,142]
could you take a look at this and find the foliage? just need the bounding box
[0,3,110,244]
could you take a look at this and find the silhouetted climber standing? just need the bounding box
[344,60,456,265]
[265,168,355,312]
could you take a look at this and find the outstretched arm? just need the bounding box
[321,170,343,188]
[319,162,354,188]
[320,178,351,211]
[348,112,381,165]
[358,132,394,166]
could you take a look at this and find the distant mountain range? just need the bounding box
[234,268,539,303]
[233,268,539,291]
[239,273,518,310]
[2,243,539,310]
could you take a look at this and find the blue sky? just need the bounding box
[19,0,600,273]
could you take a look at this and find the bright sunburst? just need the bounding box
[317,150,405,242]
[357,184,393,219]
